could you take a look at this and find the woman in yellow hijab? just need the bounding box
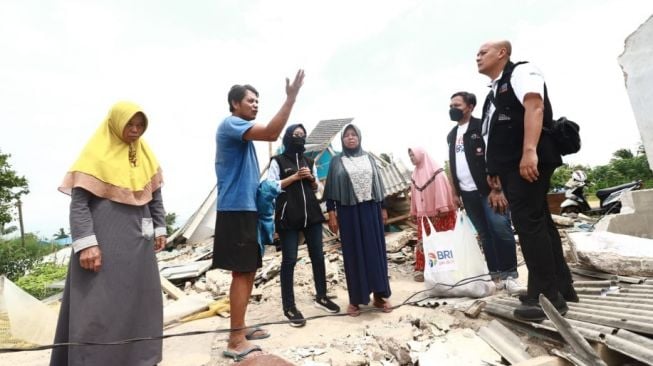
[51,101,166,366]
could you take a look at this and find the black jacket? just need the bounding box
[481,61,562,175]
[447,117,490,196]
[272,154,324,230]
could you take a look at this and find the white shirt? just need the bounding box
[267,158,322,191]
[454,122,478,192]
[482,62,546,146]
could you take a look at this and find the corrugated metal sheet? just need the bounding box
[371,154,411,197]
[305,118,353,152]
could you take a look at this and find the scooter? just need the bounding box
[560,170,643,216]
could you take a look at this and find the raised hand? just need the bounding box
[286,69,305,100]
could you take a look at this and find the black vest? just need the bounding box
[447,117,490,196]
[272,154,324,230]
[482,61,562,175]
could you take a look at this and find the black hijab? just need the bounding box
[282,123,307,157]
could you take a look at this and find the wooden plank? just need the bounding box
[385,213,411,225]
[160,275,186,300]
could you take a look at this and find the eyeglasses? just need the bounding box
[292,133,305,138]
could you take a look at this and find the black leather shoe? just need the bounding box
[519,286,579,303]
[561,284,579,303]
[514,295,568,322]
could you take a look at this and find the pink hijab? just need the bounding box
[409,147,455,217]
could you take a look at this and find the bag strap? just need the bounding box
[420,216,437,237]
[412,168,444,192]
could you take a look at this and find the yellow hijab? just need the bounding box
[59,101,163,206]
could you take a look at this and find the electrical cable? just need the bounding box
[0,263,525,354]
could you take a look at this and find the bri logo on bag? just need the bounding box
[427,250,454,267]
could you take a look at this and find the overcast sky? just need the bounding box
[1,0,651,238]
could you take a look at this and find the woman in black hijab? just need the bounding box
[268,124,341,327]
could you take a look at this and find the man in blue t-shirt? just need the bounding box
[214,70,305,361]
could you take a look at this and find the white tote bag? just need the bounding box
[423,210,496,298]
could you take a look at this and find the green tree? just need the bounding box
[586,147,653,193]
[165,212,177,236]
[0,233,51,280]
[53,227,69,240]
[0,150,29,229]
[612,148,634,160]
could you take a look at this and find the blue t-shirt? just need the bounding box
[215,115,260,211]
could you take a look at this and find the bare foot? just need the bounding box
[347,304,361,317]
[373,296,392,313]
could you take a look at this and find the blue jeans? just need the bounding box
[279,223,327,310]
[460,190,518,278]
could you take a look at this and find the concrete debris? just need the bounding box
[551,214,575,227]
[567,230,653,276]
[148,182,652,366]
[163,293,213,326]
[375,336,412,365]
[463,299,486,318]
[418,328,502,365]
[292,346,327,358]
[256,258,282,285]
[384,231,413,253]
[159,260,212,281]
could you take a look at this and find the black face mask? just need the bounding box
[290,136,305,147]
[449,107,464,122]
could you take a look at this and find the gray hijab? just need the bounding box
[324,124,385,206]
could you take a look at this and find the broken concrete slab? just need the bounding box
[418,328,503,365]
[163,293,213,326]
[567,231,653,276]
[619,14,653,169]
[593,189,653,239]
[384,230,412,253]
[160,259,212,281]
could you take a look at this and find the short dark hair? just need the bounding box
[228,84,259,112]
[450,91,477,107]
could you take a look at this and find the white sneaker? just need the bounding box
[504,276,526,295]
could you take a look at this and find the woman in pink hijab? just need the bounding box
[408,147,457,282]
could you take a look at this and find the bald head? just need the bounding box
[476,40,512,79]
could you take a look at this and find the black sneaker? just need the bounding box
[314,296,340,313]
[283,306,306,327]
[514,295,568,322]
[519,286,579,303]
[561,284,580,303]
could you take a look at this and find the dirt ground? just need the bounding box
[1,241,541,366]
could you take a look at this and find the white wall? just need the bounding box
[619,15,653,167]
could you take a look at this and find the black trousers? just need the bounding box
[499,165,572,300]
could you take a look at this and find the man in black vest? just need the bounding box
[446,91,519,287]
[477,40,577,321]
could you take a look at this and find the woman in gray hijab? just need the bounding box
[324,124,392,316]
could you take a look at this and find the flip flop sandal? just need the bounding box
[245,327,270,340]
[222,345,262,361]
